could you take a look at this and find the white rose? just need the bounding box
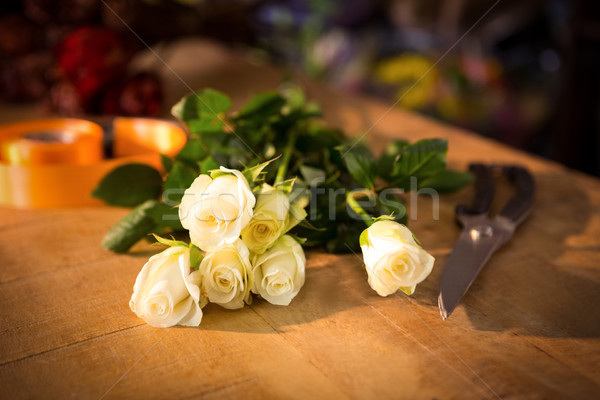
[179,167,255,252]
[242,185,309,254]
[251,235,306,306]
[199,239,253,309]
[360,220,434,296]
[241,186,289,254]
[129,246,206,328]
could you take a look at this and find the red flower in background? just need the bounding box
[55,26,133,107]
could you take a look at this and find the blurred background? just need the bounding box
[1,0,599,176]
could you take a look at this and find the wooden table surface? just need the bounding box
[1,40,599,399]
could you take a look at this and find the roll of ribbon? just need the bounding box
[0,119,103,166]
[0,117,187,209]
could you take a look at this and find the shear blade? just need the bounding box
[438,224,510,320]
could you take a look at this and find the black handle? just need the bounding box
[498,166,535,225]
[456,163,494,218]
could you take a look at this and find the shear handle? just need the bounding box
[455,163,494,219]
[497,166,535,226]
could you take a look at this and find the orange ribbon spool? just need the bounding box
[0,118,187,208]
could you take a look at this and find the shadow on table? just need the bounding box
[413,171,600,338]
[198,253,369,334]
[168,169,600,338]
[463,267,600,339]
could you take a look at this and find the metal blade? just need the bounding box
[438,222,511,320]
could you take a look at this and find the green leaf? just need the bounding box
[176,138,208,167]
[232,92,286,149]
[242,157,279,184]
[297,124,344,153]
[209,169,229,179]
[92,164,162,207]
[199,156,219,174]
[411,231,422,247]
[337,142,376,190]
[190,245,203,270]
[377,140,409,179]
[101,200,158,253]
[236,92,285,119]
[288,234,307,245]
[163,162,197,203]
[418,169,474,193]
[372,214,396,223]
[399,286,415,296]
[151,233,189,248]
[359,228,369,247]
[160,154,173,173]
[145,202,183,230]
[172,89,232,147]
[199,89,232,114]
[389,138,448,188]
[187,116,226,134]
[275,178,296,194]
[172,88,232,122]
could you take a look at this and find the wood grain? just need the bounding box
[1,40,599,399]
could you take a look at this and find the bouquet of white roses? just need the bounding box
[93,86,471,328]
[128,161,310,327]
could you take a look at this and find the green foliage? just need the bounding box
[101,200,159,253]
[337,142,377,190]
[189,245,203,270]
[172,88,231,131]
[96,86,463,254]
[92,164,162,207]
[377,140,408,180]
[150,234,204,268]
[151,233,189,248]
[187,117,225,134]
[163,162,197,203]
[387,138,448,189]
[145,202,183,231]
[101,200,185,253]
[198,156,219,174]
[176,138,208,171]
[236,92,285,119]
[160,153,173,173]
[242,157,279,185]
[275,178,296,194]
[359,228,369,247]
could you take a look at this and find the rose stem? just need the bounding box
[346,190,376,227]
[274,129,298,185]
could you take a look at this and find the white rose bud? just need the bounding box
[241,187,290,254]
[251,235,306,306]
[129,246,206,328]
[199,240,253,309]
[360,220,434,296]
[179,167,255,252]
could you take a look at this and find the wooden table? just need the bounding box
[1,40,599,399]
